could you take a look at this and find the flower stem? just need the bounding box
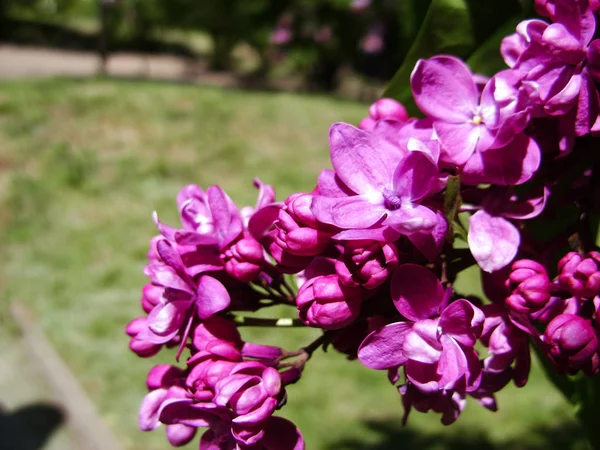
[229,315,305,327]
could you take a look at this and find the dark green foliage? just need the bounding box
[383,0,532,115]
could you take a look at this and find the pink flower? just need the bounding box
[411,56,535,176]
[358,264,484,393]
[310,123,444,242]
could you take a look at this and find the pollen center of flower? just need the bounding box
[472,115,483,125]
[383,189,402,211]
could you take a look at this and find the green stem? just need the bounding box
[229,315,305,328]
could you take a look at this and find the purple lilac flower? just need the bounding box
[502,0,600,137]
[358,264,484,393]
[411,56,537,181]
[310,123,446,253]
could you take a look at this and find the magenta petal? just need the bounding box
[435,122,480,165]
[159,399,216,428]
[502,186,550,220]
[262,367,282,397]
[357,322,412,369]
[196,275,231,319]
[215,375,255,406]
[468,210,520,273]
[463,133,541,186]
[248,204,281,240]
[200,429,233,450]
[235,385,268,415]
[311,195,386,229]
[148,301,188,337]
[316,169,354,197]
[391,264,444,321]
[574,71,600,136]
[411,56,479,122]
[333,227,400,242]
[438,299,485,347]
[405,360,440,393]
[144,263,191,293]
[385,205,438,234]
[407,211,448,261]
[233,397,278,424]
[403,323,443,364]
[166,424,197,446]
[545,73,582,115]
[437,335,468,390]
[174,231,219,247]
[139,389,168,431]
[207,186,243,248]
[392,150,438,202]
[253,178,276,209]
[263,417,305,450]
[329,122,402,194]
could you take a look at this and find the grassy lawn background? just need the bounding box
[0,78,589,450]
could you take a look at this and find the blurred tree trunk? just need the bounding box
[0,0,7,40]
[98,0,109,74]
[210,33,235,71]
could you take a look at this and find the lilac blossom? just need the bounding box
[502,0,600,137]
[310,123,445,248]
[411,56,536,176]
[358,264,484,393]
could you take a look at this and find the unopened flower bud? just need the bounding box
[545,314,599,374]
[336,241,399,289]
[296,275,363,329]
[369,98,409,122]
[505,259,551,314]
[558,252,600,298]
[222,235,264,282]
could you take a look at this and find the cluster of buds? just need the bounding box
[128,0,600,446]
[501,253,600,376]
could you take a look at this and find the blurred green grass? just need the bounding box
[0,78,588,450]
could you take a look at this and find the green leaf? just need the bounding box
[466,15,522,76]
[443,175,462,244]
[383,0,475,114]
[383,0,522,114]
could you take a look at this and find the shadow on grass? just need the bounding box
[0,402,65,450]
[329,419,588,450]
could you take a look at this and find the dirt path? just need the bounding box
[0,44,240,87]
[5,304,124,450]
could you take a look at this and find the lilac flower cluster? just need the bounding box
[128,0,600,445]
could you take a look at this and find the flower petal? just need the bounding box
[391,264,444,321]
[468,210,520,273]
[438,299,485,347]
[392,149,438,202]
[411,56,478,122]
[329,122,402,194]
[196,275,231,319]
[357,322,412,369]
[311,195,386,229]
